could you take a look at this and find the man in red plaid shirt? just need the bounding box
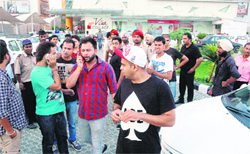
[66,37,118,153]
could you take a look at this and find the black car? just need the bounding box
[196,35,242,51]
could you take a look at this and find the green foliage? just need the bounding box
[192,40,196,45]
[197,33,207,39]
[60,27,66,31]
[52,26,66,32]
[169,28,190,50]
[201,44,219,63]
[194,61,214,86]
[239,46,244,54]
[201,43,219,83]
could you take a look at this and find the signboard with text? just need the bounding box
[7,1,29,14]
[237,2,248,15]
[85,16,112,33]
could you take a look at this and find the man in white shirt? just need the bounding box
[147,36,173,84]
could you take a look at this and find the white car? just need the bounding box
[160,85,250,154]
[4,38,23,61]
[235,36,249,46]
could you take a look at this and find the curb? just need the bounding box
[176,76,210,95]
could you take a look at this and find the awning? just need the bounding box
[111,15,221,22]
[0,7,21,23]
[0,7,22,34]
[44,16,59,24]
[16,12,47,33]
[16,12,48,24]
[47,9,123,15]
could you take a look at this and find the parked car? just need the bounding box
[55,33,65,47]
[29,36,39,54]
[234,35,249,46]
[5,38,23,61]
[196,35,242,52]
[160,85,250,154]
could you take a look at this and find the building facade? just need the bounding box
[48,0,250,36]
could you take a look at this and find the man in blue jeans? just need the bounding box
[97,29,103,49]
[31,41,68,154]
[57,39,82,151]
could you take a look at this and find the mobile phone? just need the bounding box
[45,54,50,62]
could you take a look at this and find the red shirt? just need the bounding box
[71,52,77,59]
[70,56,118,120]
[71,48,81,59]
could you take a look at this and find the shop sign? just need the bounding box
[148,20,179,24]
[87,18,109,29]
[237,2,248,15]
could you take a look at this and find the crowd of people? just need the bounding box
[0,27,250,154]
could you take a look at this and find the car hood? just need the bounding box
[160,96,250,154]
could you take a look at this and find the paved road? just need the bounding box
[1,49,210,154]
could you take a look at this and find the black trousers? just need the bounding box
[21,82,37,124]
[233,81,248,90]
[179,70,195,102]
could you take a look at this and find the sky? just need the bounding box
[49,0,62,9]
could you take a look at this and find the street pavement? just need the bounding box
[1,49,210,154]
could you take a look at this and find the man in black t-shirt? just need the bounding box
[176,33,203,104]
[56,39,82,151]
[112,46,176,153]
[110,36,124,87]
[162,34,189,99]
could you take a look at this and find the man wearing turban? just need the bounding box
[208,39,241,96]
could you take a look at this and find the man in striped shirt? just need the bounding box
[66,37,118,154]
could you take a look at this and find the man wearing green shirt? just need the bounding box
[31,41,68,154]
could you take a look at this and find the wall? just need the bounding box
[73,0,238,19]
[213,18,248,36]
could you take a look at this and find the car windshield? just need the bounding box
[16,40,23,51]
[238,36,247,40]
[8,40,20,51]
[222,86,250,129]
[30,37,39,43]
[56,34,65,40]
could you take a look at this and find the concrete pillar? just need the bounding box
[62,0,73,32]
[66,17,73,32]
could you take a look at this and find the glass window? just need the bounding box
[8,40,20,52]
[222,86,250,129]
[30,37,39,43]
[16,40,23,51]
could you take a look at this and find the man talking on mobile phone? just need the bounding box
[31,41,69,153]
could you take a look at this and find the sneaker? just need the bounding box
[69,140,82,151]
[52,144,58,154]
[102,144,108,153]
[27,123,37,129]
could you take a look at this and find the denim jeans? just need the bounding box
[169,81,176,99]
[66,100,77,142]
[78,116,107,154]
[37,112,69,154]
[98,38,102,49]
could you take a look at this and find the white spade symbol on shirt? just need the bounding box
[121,92,150,141]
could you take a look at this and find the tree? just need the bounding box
[201,44,219,82]
[168,28,190,50]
